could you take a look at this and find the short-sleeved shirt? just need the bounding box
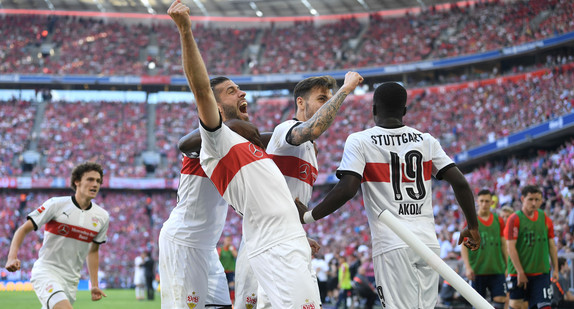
[337,125,454,256]
[161,154,228,249]
[28,196,109,282]
[199,121,306,258]
[266,119,318,204]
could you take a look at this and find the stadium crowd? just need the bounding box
[0,0,573,76]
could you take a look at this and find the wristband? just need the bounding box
[303,211,316,224]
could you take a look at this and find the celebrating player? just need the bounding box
[167,1,321,307]
[5,162,109,309]
[296,82,480,308]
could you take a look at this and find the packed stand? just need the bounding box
[251,18,362,74]
[0,99,35,176]
[34,100,148,178]
[2,0,574,76]
[153,101,198,178]
[154,23,258,76]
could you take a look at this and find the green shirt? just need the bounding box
[469,213,506,275]
[507,209,550,275]
[219,246,236,272]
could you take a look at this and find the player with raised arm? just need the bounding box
[167,1,324,307]
[235,73,363,309]
[5,162,109,309]
[296,82,480,309]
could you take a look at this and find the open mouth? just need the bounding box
[239,101,248,114]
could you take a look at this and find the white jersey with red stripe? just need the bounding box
[199,122,306,258]
[160,154,228,249]
[27,196,109,281]
[266,119,318,204]
[337,125,455,256]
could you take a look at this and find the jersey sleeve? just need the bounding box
[498,215,505,237]
[27,198,59,230]
[336,134,365,179]
[429,135,455,180]
[93,214,109,244]
[504,213,520,240]
[272,120,301,148]
[545,214,555,239]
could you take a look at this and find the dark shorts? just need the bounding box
[507,273,552,306]
[472,274,507,299]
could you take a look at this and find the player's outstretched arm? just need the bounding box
[168,0,219,129]
[296,173,361,224]
[5,220,35,272]
[442,166,481,250]
[288,72,364,146]
[87,243,107,301]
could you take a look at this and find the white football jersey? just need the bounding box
[266,119,318,204]
[199,122,306,258]
[28,196,109,281]
[161,154,228,249]
[338,125,454,255]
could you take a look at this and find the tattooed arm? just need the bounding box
[287,71,363,146]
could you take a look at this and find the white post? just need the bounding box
[377,209,493,309]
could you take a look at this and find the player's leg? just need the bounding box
[205,249,232,308]
[158,231,210,309]
[488,274,508,309]
[373,247,440,309]
[249,236,320,309]
[507,275,527,309]
[31,269,72,309]
[527,273,552,309]
[234,237,259,309]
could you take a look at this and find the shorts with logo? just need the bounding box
[234,237,260,309]
[373,247,440,309]
[159,231,231,309]
[31,266,77,309]
[249,236,320,309]
[471,274,507,299]
[507,273,552,306]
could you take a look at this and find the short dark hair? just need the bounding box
[70,162,103,191]
[373,82,407,116]
[521,185,542,197]
[293,75,337,107]
[210,76,231,101]
[477,189,492,197]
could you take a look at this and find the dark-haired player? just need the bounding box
[5,162,109,309]
[505,185,558,309]
[296,82,480,308]
[461,189,507,308]
[168,1,321,307]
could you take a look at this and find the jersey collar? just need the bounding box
[72,195,92,210]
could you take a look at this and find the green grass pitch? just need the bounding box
[0,289,160,309]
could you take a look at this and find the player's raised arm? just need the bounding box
[168,0,219,129]
[288,72,364,146]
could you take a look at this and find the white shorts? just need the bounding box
[373,247,440,309]
[31,267,76,309]
[249,236,320,309]
[234,237,260,309]
[159,231,231,309]
[134,269,145,286]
